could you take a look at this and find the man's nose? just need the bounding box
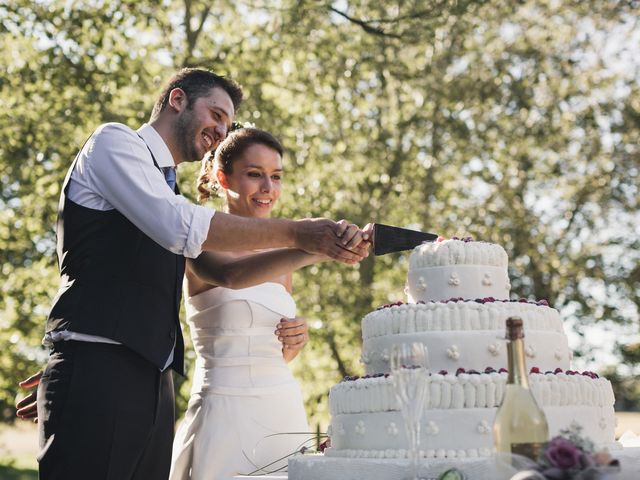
[215,123,227,139]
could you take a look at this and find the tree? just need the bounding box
[1,1,638,428]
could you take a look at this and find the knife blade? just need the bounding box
[373,223,439,255]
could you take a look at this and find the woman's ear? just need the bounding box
[216,169,229,190]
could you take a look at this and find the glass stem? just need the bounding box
[410,422,420,479]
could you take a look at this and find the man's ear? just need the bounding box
[216,169,229,190]
[167,88,187,113]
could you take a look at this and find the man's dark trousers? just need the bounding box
[37,341,175,480]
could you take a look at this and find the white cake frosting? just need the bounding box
[289,238,618,479]
[362,299,570,373]
[289,449,640,480]
[330,371,613,414]
[407,240,510,302]
[327,371,615,458]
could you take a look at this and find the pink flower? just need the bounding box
[545,437,581,470]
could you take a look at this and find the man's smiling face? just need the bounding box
[174,86,235,163]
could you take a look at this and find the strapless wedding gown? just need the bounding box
[169,283,310,480]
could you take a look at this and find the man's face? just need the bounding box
[174,86,235,163]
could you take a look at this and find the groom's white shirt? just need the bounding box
[44,123,215,369]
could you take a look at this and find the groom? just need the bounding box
[19,68,370,480]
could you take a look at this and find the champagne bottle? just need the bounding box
[493,317,549,462]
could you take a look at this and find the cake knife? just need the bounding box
[372,223,439,255]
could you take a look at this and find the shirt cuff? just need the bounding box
[183,205,216,259]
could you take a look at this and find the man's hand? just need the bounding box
[16,370,42,422]
[294,219,371,264]
[276,317,309,362]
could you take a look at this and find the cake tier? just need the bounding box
[407,240,510,302]
[362,300,569,373]
[289,448,640,480]
[328,371,615,459]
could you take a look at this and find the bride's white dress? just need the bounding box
[169,282,310,480]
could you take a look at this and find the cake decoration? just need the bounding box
[386,422,399,436]
[426,421,439,435]
[477,420,491,434]
[526,344,537,358]
[488,343,501,356]
[374,297,552,311]
[446,345,460,360]
[599,417,608,430]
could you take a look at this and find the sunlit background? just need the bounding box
[1,1,639,476]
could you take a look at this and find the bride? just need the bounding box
[169,127,369,479]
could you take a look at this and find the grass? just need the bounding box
[0,463,38,480]
[0,421,38,478]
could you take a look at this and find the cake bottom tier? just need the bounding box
[329,405,615,459]
[288,447,640,480]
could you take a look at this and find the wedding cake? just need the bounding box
[289,238,617,479]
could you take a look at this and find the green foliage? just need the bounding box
[1,0,639,429]
[601,365,640,411]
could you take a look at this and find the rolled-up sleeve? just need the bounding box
[85,123,215,258]
[175,201,216,259]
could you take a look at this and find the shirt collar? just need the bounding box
[137,123,176,168]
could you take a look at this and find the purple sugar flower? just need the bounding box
[545,437,581,470]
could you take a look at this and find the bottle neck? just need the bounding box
[507,337,530,388]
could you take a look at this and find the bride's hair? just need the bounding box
[197,127,284,202]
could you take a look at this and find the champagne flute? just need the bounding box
[390,342,430,480]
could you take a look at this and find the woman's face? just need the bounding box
[220,143,283,218]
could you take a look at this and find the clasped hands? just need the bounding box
[296,219,374,265]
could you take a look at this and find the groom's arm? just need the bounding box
[83,124,370,263]
[202,213,370,264]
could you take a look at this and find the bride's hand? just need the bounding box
[276,317,309,361]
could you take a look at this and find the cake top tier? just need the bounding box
[408,238,508,269]
[406,238,511,302]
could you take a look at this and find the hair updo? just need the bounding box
[197,127,284,202]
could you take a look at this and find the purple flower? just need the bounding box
[545,437,582,470]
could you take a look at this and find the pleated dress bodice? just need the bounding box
[185,282,298,396]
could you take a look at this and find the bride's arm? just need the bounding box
[188,249,325,289]
[277,271,307,362]
[189,221,370,289]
